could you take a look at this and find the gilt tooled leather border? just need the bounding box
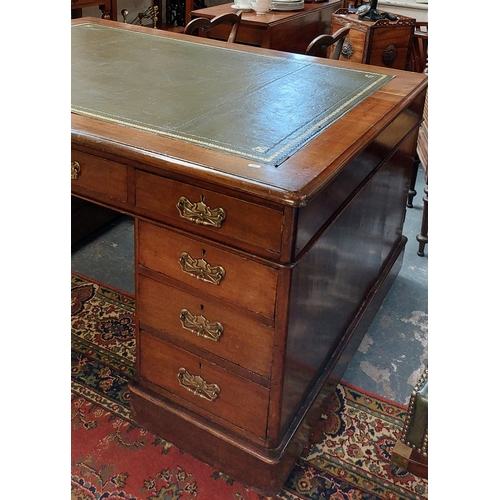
[72,23,393,167]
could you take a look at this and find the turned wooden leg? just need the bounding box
[100,6,111,19]
[416,185,428,256]
[407,155,420,208]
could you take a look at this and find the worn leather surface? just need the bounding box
[406,377,428,449]
[72,23,392,166]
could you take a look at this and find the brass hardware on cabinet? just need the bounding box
[177,367,220,401]
[177,195,226,228]
[179,252,226,285]
[180,308,224,342]
[71,160,81,180]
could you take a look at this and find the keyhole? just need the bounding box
[200,304,204,311]
[201,249,206,257]
[199,363,203,370]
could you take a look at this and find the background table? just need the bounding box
[191,0,341,54]
[71,0,117,20]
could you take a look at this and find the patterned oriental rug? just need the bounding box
[71,273,428,500]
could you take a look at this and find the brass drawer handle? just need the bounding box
[178,367,220,402]
[179,251,226,285]
[180,308,224,342]
[177,195,226,228]
[71,160,81,180]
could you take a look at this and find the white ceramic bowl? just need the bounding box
[234,1,252,9]
[251,0,271,13]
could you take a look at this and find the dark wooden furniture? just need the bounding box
[416,89,428,256]
[191,0,341,54]
[71,18,427,495]
[184,11,242,41]
[305,24,351,59]
[409,21,428,73]
[405,21,427,255]
[331,8,415,69]
[71,0,117,20]
[71,197,120,244]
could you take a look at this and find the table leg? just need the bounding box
[407,155,419,208]
[416,185,428,256]
[99,2,112,19]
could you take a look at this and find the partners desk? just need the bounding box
[71,18,427,495]
[191,0,341,54]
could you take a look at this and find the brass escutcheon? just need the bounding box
[177,367,220,401]
[177,195,226,228]
[180,308,224,342]
[179,252,226,285]
[71,160,81,180]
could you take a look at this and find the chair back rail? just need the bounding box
[184,12,242,43]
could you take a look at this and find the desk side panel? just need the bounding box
[294,92,423,258]
[279,126,416,435]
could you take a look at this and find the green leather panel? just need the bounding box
[72,22,393,166]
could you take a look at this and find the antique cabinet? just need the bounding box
[71,0,117,20]
[71,18,427,495]
[332,8,415,69]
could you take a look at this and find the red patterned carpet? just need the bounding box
[71,273,428,499]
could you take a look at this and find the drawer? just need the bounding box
[336,25,366,64]
[138,220,278,319]
[71,150,128,202]
[135,170,283,255]
[140,331,269,438]
[138,274,274,378]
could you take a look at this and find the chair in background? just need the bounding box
[406,21,428,208]
[416,89,428,257]
[405,21,428,256]
[408,22,428,74]
[391,366,428,478]
[305,25,351,59]
[184,12,242,43]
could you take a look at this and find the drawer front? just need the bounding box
[135,171,283,255]
[71,150,128,202]
[138,274,274,378]
[138,220,278,319]
[140,331,269,438]
[368,27,413,69]
[331,19,365,63]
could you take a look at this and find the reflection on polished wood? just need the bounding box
[71,19,427,495]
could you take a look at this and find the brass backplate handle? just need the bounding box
[177,367,220,402]
[179,252,226,285]
[71,160,81,180]
[176,195,226,228]
[180,308,224,342]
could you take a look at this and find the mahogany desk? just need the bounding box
[191,0,341,54]
[71,18,427,495]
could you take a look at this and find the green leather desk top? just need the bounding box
[71,22,392,167]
